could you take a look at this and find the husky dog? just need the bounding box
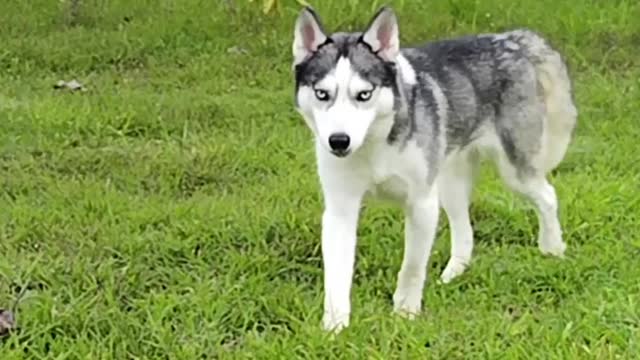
[292,6,577,332]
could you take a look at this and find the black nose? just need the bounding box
[328,133,350,152]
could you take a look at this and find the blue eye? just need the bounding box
[315,89,330,101]
[356,90,373,102]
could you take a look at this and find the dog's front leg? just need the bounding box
[320,187,363,333]
[393,186,440,318]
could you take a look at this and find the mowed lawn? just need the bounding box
[1,0,639,358]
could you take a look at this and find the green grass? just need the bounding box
[1,0,639,358]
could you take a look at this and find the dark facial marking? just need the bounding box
[295,33,397,94]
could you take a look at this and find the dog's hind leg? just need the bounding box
[438,151,477,283]
[492,62,568,257]
[497,155,566,257]
[393,186,440,318]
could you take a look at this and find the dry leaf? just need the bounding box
[226,46,249,55]
[262,0,276,14]
[0,309,16,338]
[53,79,86,92]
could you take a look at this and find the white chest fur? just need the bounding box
[363,140,431,204]
[316,138,433,207]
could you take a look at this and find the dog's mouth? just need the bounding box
[330,149,351,158]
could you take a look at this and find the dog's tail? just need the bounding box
[515,29,578,171]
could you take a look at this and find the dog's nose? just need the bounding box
[328,133,350,152]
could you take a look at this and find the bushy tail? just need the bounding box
[515,30,578,171]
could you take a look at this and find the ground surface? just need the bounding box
[1,0,639,358]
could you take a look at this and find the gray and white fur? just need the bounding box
[292,6,577,332]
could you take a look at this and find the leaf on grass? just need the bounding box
[263,0,276,14]
[53,79,86,92]
[227,46,249,55]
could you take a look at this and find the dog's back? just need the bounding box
[401,29,577,176]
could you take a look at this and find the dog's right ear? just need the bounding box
[292,7,328,66]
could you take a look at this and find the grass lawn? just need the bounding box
[1,0,639,358]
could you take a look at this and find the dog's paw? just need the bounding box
[393,306,420,320]
[322,312,349,333]
[539,239,566,258]
[440,258,468,284]
[393,289,422,319]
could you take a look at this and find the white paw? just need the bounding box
[440,258,469,284]
[322,312,349,333]
[394,306,420,320]
[393,288,422,319]
[539,239,566,258]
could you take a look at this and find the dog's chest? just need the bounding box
[365,143,429,203]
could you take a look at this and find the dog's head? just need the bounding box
[292,7,400,158]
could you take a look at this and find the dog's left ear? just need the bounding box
[361,7,399,61]
[293,7,328,66]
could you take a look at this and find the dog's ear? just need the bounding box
[361,7,399,61]
[292,7,328,66]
